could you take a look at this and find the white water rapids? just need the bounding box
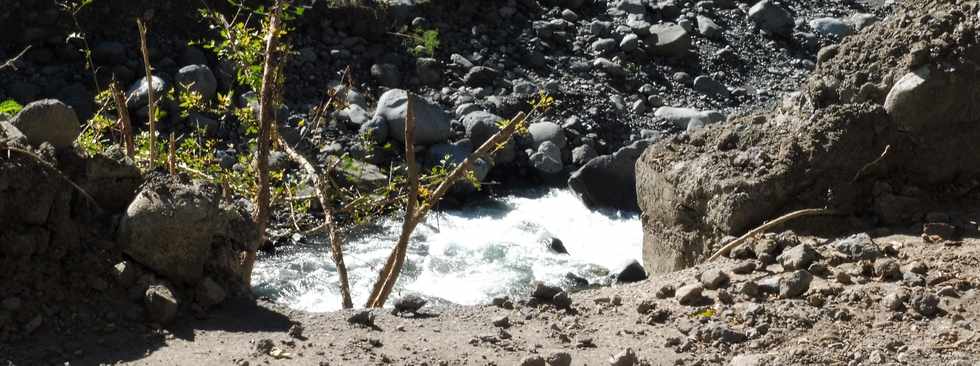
[252,188,642,311]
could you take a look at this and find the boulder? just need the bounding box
[127,76,171,110]
[176,64,218,101]
[654,107,725,131]
[809,17,853,37]
[697,15,723,40]
[530,141,563,174]
[527,121,567,150]
[195,277,227,308]
[117,175,257,285]
[613,259,647,283]
[883,65,977,132]
[647,23,691,57]
[747,1,795,37]
[460,110,515,164]
[373,89,451,145]
[326,155,389,191]
[568,140,650,211]
[8,99,81,149]
[144,283,179,325]
[0,121,27,146]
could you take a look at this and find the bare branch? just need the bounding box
[0,45,32,72]
[137,19,157,169]
[109,82,136,160]
[708,208,840,261]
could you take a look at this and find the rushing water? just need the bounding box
[252,188,642,311]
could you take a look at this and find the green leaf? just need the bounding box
[0,99,24,118]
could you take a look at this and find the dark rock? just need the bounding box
[370,63,401,88]
[393,294,427,315]
[9,99,80,149]
[656,285,675,299]
[348,310,377,327]
[195,277,226,308]
[747,0,795,37]
[546,351,572,366]
[546,237,569,254]
[911,293,940,317]
[373,89,451,145]
[532,281,562,300]
[779,270,813,299]
[834,233,881,261]
[144,283,178,325]
[777,244,819,271]
[874,258,903,281]
[176,64,218,101]
[613,259,648,283]
[463,66,499,87]
[699,268,730,290]
[609,348,639,366]
[569,140,650,211]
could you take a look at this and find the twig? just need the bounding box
[109,82,136,160]
[277,133,354,309]
[177,162,215,181]
[708,208,840,261]
[2,145,101,211]
[137,19,158,170]
[284,184,303,232]
[167,132,176,175]
[0,45,32,71]
[851,145,891,183]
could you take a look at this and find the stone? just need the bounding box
[546,351,572,366]
[195,277,227,308]
[8,99,81,149]
[676,284,705,305]
[692,76,730,99]
[531,141,564,174]
[777,244,819,270]
[697,15,723,40]
[647,24,691,57]
[654,107,725,130]
[609,348,639,366]
[0,121,28,146]
[373,89,451,145]
[884,65,969,132]
[463,66,499,87]
[614,259,648,283]
[732,261,757,274]
[176,64,218,101]
[592,38,617,54]
[834,233,881,261]
[729,354,770,366]
[874,258,903,281]
[326,155,389,191]
[568,140,650,211]
[528,122,567,150]
[415,57,441,86]
[519,355,547,366]
[460,111,515,164]
[492,315,510,328]
[779,270,813,299]
[117,176,257,284]
[571,144,598,166]
[546,236,569,254]
[359,115,389,144]
[882,289,907,311]
[620,34,639,52]
[393,294,427,315]
[370,63,400,88]
[425,142,490,189]
[809,17,854,37]
[593,57,626,77]
[126,76,170,110]
[144,283,178,325]
[656,285,675,299]
[747,1,795,37]
[700,268,730,290]
[553,291,572,309]
[697,323,747,343]
[532,282,563,300]
[348,310,376,327]
[911,293,940,317]
[113,260,140,287]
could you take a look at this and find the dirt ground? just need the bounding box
[3,233,974,366]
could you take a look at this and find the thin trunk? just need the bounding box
[243,1,286,287]
[366,94,419,308]
[136,19,157,170]
[109,82,135,160]
[277,133,354,308]
[167,132,176,175]
[366,107,529,308]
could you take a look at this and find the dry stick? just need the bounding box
[136,19,157,169]
[0,45,32,71]
[851,145,891,183]
[366,95,419,308]
[244,1,288,288]
[707,208,839,262]
[277,134,354,308]
[167,132,176,175]
[109,82,136,159]
[284,184,303,232]
[367,110,528,308]
[2,145,101,211]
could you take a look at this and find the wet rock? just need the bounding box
[747,0,794,37]
[532,281,563,300]
[532,141,564,174]
[609,348,639,366]
[676,284,705,305]
[460,110,515,164]
[571,144,598,166]
[778,244,819,271]
[9,99,81,149]
[546,237,569,255]
[393,294,427,315]
[144,283,178,325]
[375,90,450,145]
[779,270,813,299]
[613,259,648,283]
[699,268,730,290]
[176,64,218,101]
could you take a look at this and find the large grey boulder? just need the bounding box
[809,17,853,37]
[883,65,974,132]
[530,141,563,174]
[647,24,691,57]
[117,176,257,285]
[568,140,650,211]
[460,111,516,164]
[527,121,567,150]
[426,141,490,191]
[326,155,389,191]
[654,107,725,131]
[747,1,795,37]
[176,64,218,101]
[9,99,81,149]
[373,89,451,145]
[144,283,179,325]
